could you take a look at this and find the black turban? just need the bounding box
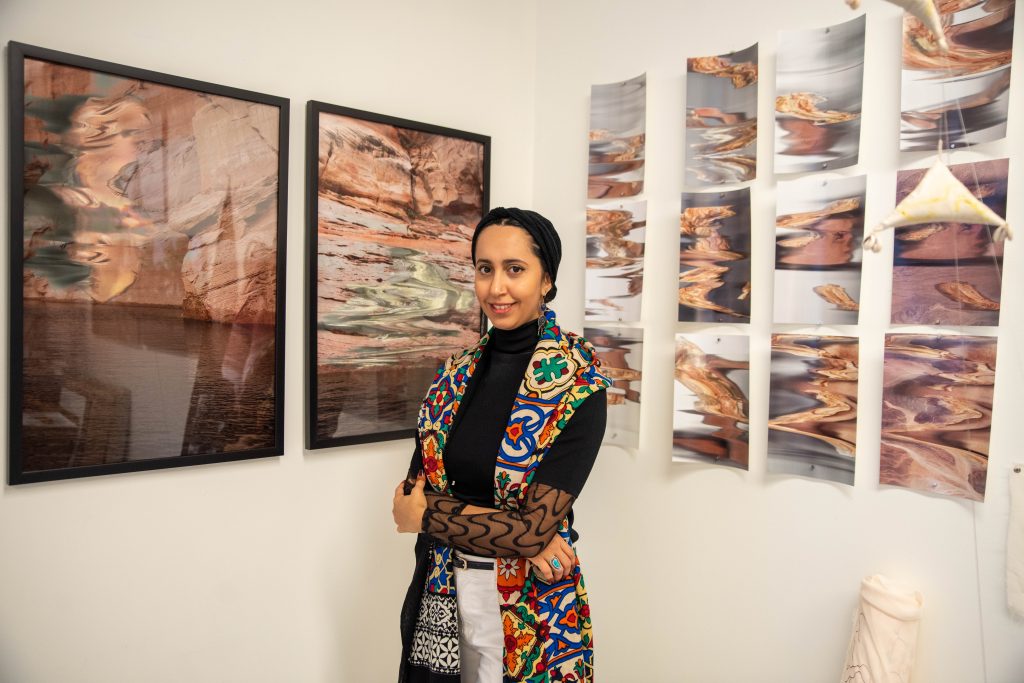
[471,207,562,302]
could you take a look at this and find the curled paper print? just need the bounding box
[845,0,948,52]
[863,161,1012,253]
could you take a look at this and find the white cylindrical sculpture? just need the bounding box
[841,575,923,683]
[1009,465,1024,619]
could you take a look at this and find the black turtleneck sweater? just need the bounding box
[409,318,606,508]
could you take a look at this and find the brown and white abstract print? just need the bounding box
[774,175,865,324]
[673,334,749,469]
[890,159,1007,326]
[767,335,858,485]
[880,334,997,501]
[679,189,752,323]
[685,43,758,186]
[588,74,646,199]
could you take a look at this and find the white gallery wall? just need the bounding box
[0,0,1021,682]
[533,1,1024,682]
[0,1,538,682]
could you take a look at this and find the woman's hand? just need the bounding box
[526,533,576,583]
[393,472,427,533]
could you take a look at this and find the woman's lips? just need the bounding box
[489,302,515,315]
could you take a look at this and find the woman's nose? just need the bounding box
[489,272,507,294]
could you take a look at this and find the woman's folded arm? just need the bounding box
[421,483,575,558]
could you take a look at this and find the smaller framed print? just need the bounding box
[306,101,489,449]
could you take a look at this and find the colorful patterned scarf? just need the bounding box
[409,307,609,682]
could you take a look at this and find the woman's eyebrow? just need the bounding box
[475,258,528,265]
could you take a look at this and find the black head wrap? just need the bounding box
[471,207,562,302]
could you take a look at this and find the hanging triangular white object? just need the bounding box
[863,161,1012,253]
[846,0,948,52]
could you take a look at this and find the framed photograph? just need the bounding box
[8,42,289,484]
[306,101,489,449]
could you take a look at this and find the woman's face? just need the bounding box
[474,224,552,330]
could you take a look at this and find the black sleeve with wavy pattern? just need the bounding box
[420,483,575,558]
[407,441,422,479]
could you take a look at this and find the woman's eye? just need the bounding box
[509,265,524,274]
[477,265,491,274]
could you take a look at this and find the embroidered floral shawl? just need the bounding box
[407,308,609,682]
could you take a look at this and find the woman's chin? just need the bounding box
[490,318,521,330]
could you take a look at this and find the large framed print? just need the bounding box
[307,101,489,449]
[8,43,289,484]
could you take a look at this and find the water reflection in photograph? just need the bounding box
[12,44,286,482]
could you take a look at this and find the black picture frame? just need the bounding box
[306,101,489,449]
[7,42,289,484]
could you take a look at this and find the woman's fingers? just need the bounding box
[546,536,575,580]
[528,535,576,582]
[555,535,577,569]
[548,545,572,581]
[531,558,553,583]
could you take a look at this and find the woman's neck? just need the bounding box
[490,317,539,354]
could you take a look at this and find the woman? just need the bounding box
[393,207,609,682]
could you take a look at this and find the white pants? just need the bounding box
[454,552,503,683]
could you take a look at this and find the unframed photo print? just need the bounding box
[673,333,749,469]
[588,73,646,199]
[890,159,1007,326]
[880,334,996,502]
[775,15,865,174]
[774,175,865,324]
[679,188,751,323]
[685,43,758,186]
[900,0,1015,151]
[584,326,643,448]
[767,334,858,485]
[586,201,646,322]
